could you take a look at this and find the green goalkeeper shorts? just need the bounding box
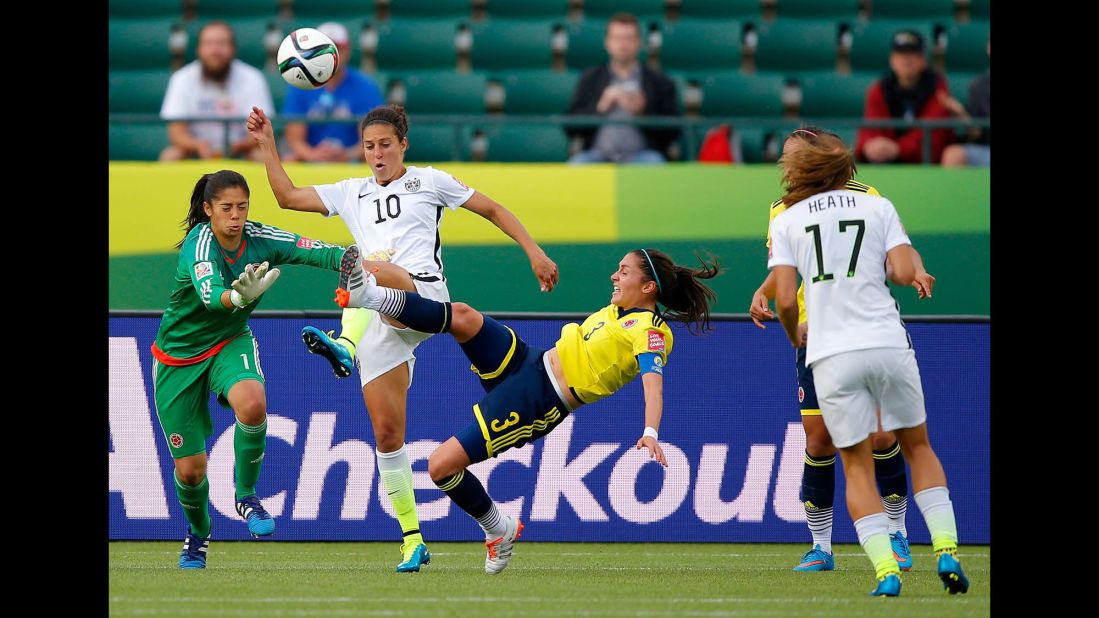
[152,334,266,459]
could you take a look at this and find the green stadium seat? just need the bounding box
[109,0,182,18]
[697,71,785,116]
[797,71,876,118]
[375,18,459,69]
[109,18,177,69]
[283,17,366,67]
[194,0,280,17]
[583,0,665,18]
[386,0,472,18]
[471,19,556,70]
[968,0,990,19]
[499,70,578,114]
[109,69,173,114]
[293,0,375,19]
[185,18,276,67]
[945,20,989,72]
[484,0,569,18]
[871,0,955,19]
[754,19,839,72]
[734,125,782,162]
[661,19,741,71]
[478,125,569,162]
[678,0,761,18]
[266,71,289,110]
[849,20,933,72]
[109,123,170,161]
[775,0,859,19]
[945,71,980,103]
[400,71,487,113]
[406,123,467,161]
[564,19,607,69]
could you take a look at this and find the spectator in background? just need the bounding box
[565,12,679,164]
[160,21,273,161]
[855,30,954,165]
[282,22,385,163]
[941,39,990,167]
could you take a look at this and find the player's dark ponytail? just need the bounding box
[177,170,250,249]
[634,249,720,335]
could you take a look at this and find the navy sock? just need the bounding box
[873,441,908,499]
[434,469,493,520]
[376,289,452,334]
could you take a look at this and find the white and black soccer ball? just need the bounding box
[277,28,340,90]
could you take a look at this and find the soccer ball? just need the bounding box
[277,28,340,90]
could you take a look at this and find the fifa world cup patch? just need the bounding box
[451,175,469,190]
[647,331,666,352]
[297,237,314,249]
[798,386,805,403]
[193,261,213,279]
[622,319,638,329]
[169,433,185,449]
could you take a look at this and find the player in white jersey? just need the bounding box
[767,131,969,598]
[246,104,558,572]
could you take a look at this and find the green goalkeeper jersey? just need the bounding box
[153,221,344,361]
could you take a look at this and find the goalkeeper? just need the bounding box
[150,170,349,569]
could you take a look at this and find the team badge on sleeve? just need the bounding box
[404,177,421,192]
[193,262,213,279]
[647,330,666,352]
[297,237,315,249]
[451,175,469,189]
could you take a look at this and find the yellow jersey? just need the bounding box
[767,179,880,324]
[554,304,674,405]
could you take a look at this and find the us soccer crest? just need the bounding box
[404,177,421,192]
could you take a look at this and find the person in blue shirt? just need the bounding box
[282,22,385,162]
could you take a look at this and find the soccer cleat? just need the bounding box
[396,541,431,573]
[937,552,970,595]
[301,326,355,378]
[235,496,275,538]
[334,245,372,309]
[179,527,210,569]
[869,573,902,597]
[484,516,524,575]
[792,544,835,571]
[890,531,913,571]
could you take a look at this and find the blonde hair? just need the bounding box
[780,132,855,206]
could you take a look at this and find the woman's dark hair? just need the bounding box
[633,249,721,335]
[359,103,409,142]
[176,170,249,248]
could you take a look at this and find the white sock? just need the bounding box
[475,503,509,538]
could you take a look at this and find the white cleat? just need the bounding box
[484,516,524,575]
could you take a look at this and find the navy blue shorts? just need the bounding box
[796,346,821,416]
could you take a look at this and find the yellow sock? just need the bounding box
[336,308,374,356]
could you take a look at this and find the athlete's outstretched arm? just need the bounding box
[909,246,935,299]
[459,192,559,292]
[246,106,328,214]
[634,371,668,467]
[749,271,777,328]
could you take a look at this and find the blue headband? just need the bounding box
[640,249,662,297]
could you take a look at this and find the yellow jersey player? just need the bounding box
[336,248,718,574]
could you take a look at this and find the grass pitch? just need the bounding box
[110,542,989,617]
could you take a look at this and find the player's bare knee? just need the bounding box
[450,303,483,339]
[428,451,463,482]
[175,464,206,486]
[373,428,404,453]
[870,431,897,451]
[234,399,267,426]
[804,429,837,457]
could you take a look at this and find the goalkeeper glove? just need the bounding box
[229,261,281,308]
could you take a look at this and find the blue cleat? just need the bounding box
[937,553,970,594]
[302,326,355,378]
[793,544,835,571]
[236,496,275,538]
[396,541,431,573]
[890,531,913,571]
[870,573,902,597]
[179,527,209,569]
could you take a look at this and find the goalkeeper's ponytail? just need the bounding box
[177,170,251,249]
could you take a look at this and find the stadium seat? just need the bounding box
[193,0,280,17]
[484,0,569,18]
[374,18,460,69]
[945,71,981,104]
[109,123,170,161]
[406,123,467,161]
[677,0,761,19]
[478,125,569,162]
[109,69,173,113]
[583,0,665,18]
[968,0,990,19]
[945,20,989,72]
[386,0,472,18]
[660,19,741,71]
[774,0,860,19]
[266,71,288,110]
[733,125,782,162]
[293,0,376,20]
[797,71,876,118]
[109,18,177,69]
[498,70,579,114]
[697,71,785,117]
[871,0,955,19]
[471,19,556,70]
[754,19,839,72]
[185,18,275,67]
[109,0,182,18]
[400,71,487,113]
[848,19,934,72]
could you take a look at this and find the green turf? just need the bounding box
[109,542,990,617]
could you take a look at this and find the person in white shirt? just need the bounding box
[160,21,273,161]
[767,130,969,598]
[245,103,558,573]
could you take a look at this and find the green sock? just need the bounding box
[234,418,267,501]
[174,472,211,538]
[914,486,959,556]
[337,308,374,357]
[377,446,423,545]
[854,512,900,580]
